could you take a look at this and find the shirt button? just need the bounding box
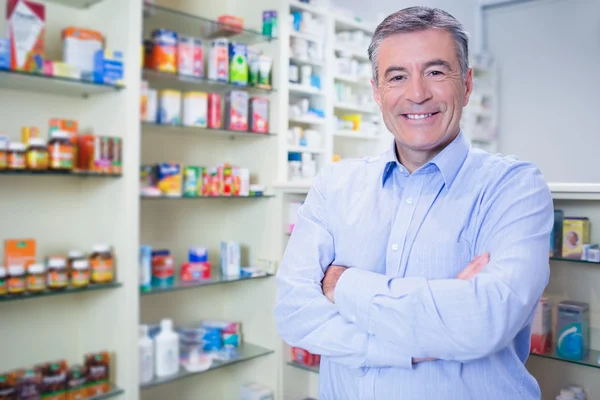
[391,244,398,251]
[406,198,413,204]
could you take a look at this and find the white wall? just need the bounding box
[485,0,600,183]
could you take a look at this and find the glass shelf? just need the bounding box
[0,69,123,97]
[141,195,275,200]
[44,0,104,8]
[550,256,600,265]
[141,272,272,296]
[0,170,122,177]
[142,3,275,46]
[530,347,600,369]
[89,387,125,400]
[0,282,122,303]
[140,343,274,389]
[142,122,276,139]
[287,361,320,374]
[142,68,275,93]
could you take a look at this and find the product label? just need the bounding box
[50,144,73,169]
[8,152,25,169]
[26,275,45,291]
[47,270,68,288]
[27,149,48,169]
[8,276,25,293]
[71,270,90,287]
[90,258,113,283]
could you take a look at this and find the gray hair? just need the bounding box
[368,7,470,85]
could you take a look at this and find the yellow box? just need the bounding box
[562,218,591,259]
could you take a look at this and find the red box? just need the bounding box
[180,261,211,282]
[218,164,233,196]
[207,93,222,129]
[291,347,319,366]
[7,0,45,72]
[250,97,269,133]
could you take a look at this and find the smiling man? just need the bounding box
[275,6,553,400]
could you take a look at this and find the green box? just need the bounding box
[183,166,200,197]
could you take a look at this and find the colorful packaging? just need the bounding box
[66,365,87,400]
[143,39,154,69]
[152,29,177,73]
[189,247,208,262]
[178,36,203,77]
[140,165,157,189]
[257,55,272,88]
[225,90,248,131]
[7,0,45,72]
[262,11,278,38]
[0,371,18,399]
[43,60,80,79]
[84,352,110,397]
[183,92,207,127]
[151,250,175,286]
[217,15,244,33]
[93,49,124,85]
[228,42,248,86]
[157,162,182,197]
[0,38,10,70]
[551,209,564,257]
[218,164,234,196]
[4,238,36,268]
[556,301,589,361]
[36,360,68,400]
[158,90,181,125]
[21,126,40,144]
[77,134,110,172]
[220,241,240,277]
[192,38,204,77]
[139,245,152,292]
[562,217,591,259]
[183,166,200,197]
[49,119,78,145]
[110,137,122,174]
[208,38,229,82]
[249,97,269,133]
[291,347,319,366]
[204,167,220,196]
[180,261,211,282]
[61,27,103,77]
[530,298,551,354]
[207,93,222,129]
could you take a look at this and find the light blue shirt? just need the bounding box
[275,132,553,400]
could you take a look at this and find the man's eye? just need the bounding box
[391,75,405,82]
[429,70,443,76]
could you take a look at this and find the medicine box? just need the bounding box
[7,0,45,72]
[158,90,182,125]
[4,238,36,268]
[0,38,10,70]
[183,92,207,127]
[556,300,589,360]
[562,217,591,259]
[228,41,248,86]
[178,36,203,77]
[249,97,269,133]
[225,90,248,131]
[157,162,183,197]
[183,166,200,197]
[93,49,124,85]
[152,29,177,73]
[530,297,551,354]
[208,38,228,82]
[551,209,564,257]
[220,241,240,277]
[62,27,104,77]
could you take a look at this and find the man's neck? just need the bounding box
[395,132,459,173]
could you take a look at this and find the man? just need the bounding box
[275,6,553,400]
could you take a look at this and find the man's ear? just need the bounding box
[463,67,473,107]
[371,78,382,109]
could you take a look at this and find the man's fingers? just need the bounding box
[457,252,490,280]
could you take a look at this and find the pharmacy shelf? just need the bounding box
[0,170,122,177]
[273,181,313,194]
[530,347,600,369]
[334,130,379,140]
[290,30,323,44]
[289,116,327,126]
[142,122,276,139]
[140,343,274,390]
[141,272,272,296]
[287,361,320,374]
[549,183,600,201]
[0,282,122,304]
[289,0,329,17]
[289,83,323,96]
[288,146,325,154]
[334,46,369,62]
[550,257,600,265]
[334,102,378,114]
[45,0,104,8]
[141,195,275,200]
[290,57,325,68]
[0,70,123,98]
[89,387,125,400]
[142,69,274,93]
[334,16,375,34]
[143,3,275,45]
[334,74,370,86]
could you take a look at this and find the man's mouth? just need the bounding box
[401,112,440,120]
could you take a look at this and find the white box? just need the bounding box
[183,92,207,127]
[220,241,240,277]
[158,90,181,125]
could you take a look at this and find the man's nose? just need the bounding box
[406,75,432,104]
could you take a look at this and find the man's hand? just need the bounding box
[413,252,490,364]
[322,265,348,303]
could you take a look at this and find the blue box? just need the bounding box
[0,38,10,70]
[94,49,124,86]
[556,300,589,360]
[551,209,564,257]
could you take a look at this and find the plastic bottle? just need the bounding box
[154,319,180,377]
[567,386,586,400]
[139,325,154,384]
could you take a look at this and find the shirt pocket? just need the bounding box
[405,241,472,279]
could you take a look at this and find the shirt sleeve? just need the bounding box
[275,165,413,370]
[335,162,553,362]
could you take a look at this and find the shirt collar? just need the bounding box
[381,131,470,188]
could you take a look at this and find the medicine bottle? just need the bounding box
[27,138,49,170]
[67,250,85,275]
[0,266,7,296]
[49,130,74,170]
[90,245,114,284]
[71,259,90,288]
[47,258,68,290]
[26,263,46,293]
[0,141,7,170]
[7,265,26,295]
[8,143,26,170]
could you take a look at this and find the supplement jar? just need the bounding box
[67,250,85,274]
[26,263,46,293]
[49,130,74,170]
[8,143,26,170]
[47,258,68,290]
[0,140,7,169]
[71,259,90,288]
[90,245,114,284]
[27,138,49,170]
[0,266,7,296]
[7,265,26,295]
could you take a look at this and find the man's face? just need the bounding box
[371,29,473,153]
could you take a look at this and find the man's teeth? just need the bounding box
[406,113,433,120]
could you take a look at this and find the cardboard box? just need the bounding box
[62,27,104,77]
[530,298,552,354]
[562,217,591,259]
[7,0,45,72]
[93,49,124,85]
[4,238,36,268]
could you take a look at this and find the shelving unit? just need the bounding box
[0,282,122,303]
[287,361,320,374]
[140,195,275,200]
[142,123,276,139]
[141,273,272,296]
[0,170,122,177]
[44,0,105,8]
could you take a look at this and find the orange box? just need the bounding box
[4,239,36,268]
[49,119,78,144]
[7,0,45,72]
[61,27,104,75]
[217,15,244,33]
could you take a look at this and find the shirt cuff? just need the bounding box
[366,334,413,370]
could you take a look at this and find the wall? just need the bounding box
[485,0,600,183]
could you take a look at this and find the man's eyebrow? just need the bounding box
[384,66,408,77]
[384,59,453,77]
